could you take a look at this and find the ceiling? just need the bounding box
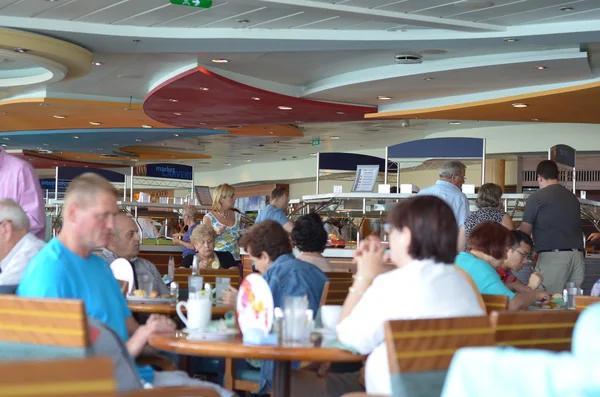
[0,0,600,173]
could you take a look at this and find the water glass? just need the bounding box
[188,276,204,300]
[215,277,231,304]
[138,274,153,297]
[282,296,311,346]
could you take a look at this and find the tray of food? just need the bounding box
[126,289,177,304]
[326,234,346,249]
[529,293,567,310]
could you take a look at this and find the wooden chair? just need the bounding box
[0,357,116,397]
[575,296,600,312]
[490,310,580,351]
[323,272,353,305]
[382,316,495,397]
[481,294,509,314]
[174,268,240,290]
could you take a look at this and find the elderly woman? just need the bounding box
[292,213,333,272]
[202,184,242,264]
[190,224,237,269]
[173,205,198,268]
[458,183,513,251]
[456,221,549,311]
[337,196,485,395]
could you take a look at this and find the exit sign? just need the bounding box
[170,0,212,8]
[312,138,321,146]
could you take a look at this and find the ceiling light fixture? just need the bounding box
[448,121,461,125]
[336,111,345,115]
[14,48,28,53]
[169,99,179,102]
[512,103,528,108]
[309,153,317,156]
[504,38,518,42]
[530,118,540,121]
[1,144,6,147]
[89,121,101,126]
[173,133,180,137]
[135,139,142,142]
[377,96,392,100]
[211,58,229,63]
[535,66,547,70]
[330,136,340,140]
[53,115,66,119]
[73,136,80,139]
[423,77,434,81]
[559,6,574,11]
[92,61,103,66]
[198,87,210,91]
[251,97,261,101]
[38,103,48,107]
[224,163,231,166]
[245,159,251,162]
[173,112,182,116]
[278,106,292,110]
[2,137,10,141]
[141,125,152,128]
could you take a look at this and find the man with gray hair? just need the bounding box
[418,160,470,228]
[0,199,45,285]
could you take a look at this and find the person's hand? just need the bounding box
[221,286,238,307]
[528,272,543,290]
[587,232,600,242]
[145,314,176,335]
[353,236,387,282]
[535,291,551,303]
[215,225,226,235]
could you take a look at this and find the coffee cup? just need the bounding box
[320,305,343,331]
[176,296,211,330]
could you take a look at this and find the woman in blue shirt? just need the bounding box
[173,205,199,267]
[455,221,549,311]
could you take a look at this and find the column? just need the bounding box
[485,159,506,190]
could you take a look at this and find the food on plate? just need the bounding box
[133,289,146,297]
[552,293,563,300]
[149,291,158,298]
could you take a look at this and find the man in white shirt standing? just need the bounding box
[0,199,45,285]
[418,160,470,228]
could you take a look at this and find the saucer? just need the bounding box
[182,328,239,341]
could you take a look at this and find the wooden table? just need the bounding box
[128,303,231,318]
[149,334,364,397]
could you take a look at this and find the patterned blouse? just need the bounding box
[464,207,506,241]
[204,211,241,261]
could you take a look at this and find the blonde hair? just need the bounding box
[212,184,235,212]
[182,204,197,222]
[190,223,217,246]
[63,173,118,213]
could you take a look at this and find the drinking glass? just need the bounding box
[215,277,231,305]
[188,276,204,300]
[138,274,153,297]
[282,296,310,346]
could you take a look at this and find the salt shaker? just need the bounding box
[170,281,179,300]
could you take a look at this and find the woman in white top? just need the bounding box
[292,213,333,272]
[337,196,485,395]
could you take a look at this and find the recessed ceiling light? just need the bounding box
[559,6,574,11]
[113,143,119,146]
[198,87,210,91]
[14,48,28,53]
[169,99,179,102]
[211,58,229,63]
[530,118,540,121]
[273,141,280,144]
[53,115,66,119]
[173,133,180,137]
[512,103,528,108]
[38,103,48,107]
[224,163,231,166]
[251,97,261,101]
[198,122,207,125]
[237,19,250,23]
[423,77,434,81]
[173,112,182,116]
[170,156,176,159]
[141,125,152,128]
[330,136,340,140]
[377,96,392,100]
[135,139,142,142]
[73,136,80,139]
[43,143,50,146]
[309,153,317,156]
[89,121,101,126]
[245,159,251,162]
[337,111,345,115]
[504,38,518,42]
[269,131,274,134]
[278,106,292,110]
[2,137,10,141]
[448,121,461,125]
[92,61,103,66]
[535,66,547,70]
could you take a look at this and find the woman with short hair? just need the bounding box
[173,205,199,268]
[190,224,237,269]
[292,213,333,272]
[457,183,513,251]
[202,184,242,264]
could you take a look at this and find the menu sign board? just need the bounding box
[352,165,380,193]
[134,164,193,180]
[549,144,576,168]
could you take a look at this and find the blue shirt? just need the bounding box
[418,180,470,228]
[258,254,328,393]
[255,204,289,227]
[182,223,198,258]
[455,252,516,300]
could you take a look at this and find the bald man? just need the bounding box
[100,213,168,295]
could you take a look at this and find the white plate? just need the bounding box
[126,296,176,304]
[236,274,274,337]
[183,328,239,341]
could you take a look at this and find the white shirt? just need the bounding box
[336,259,485,395]
[0,233,45,285]
[418,180,470,228]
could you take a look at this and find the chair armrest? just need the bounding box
[136,355,178,371]
[123,386,221,397]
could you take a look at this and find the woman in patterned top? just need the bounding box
[202,184,242,263]
[457,183,513,251]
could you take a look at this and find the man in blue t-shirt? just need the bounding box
[17,173,232,396]
[255,187,295,233]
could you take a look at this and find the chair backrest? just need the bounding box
[481,294,509,314]
[575,296,600,312]
[110,258,135,295]
[384,316,495,397]
[0,295,89,360]
[319,282,330,308]
[490,310,580,351]
[174,268,240,290]
[0,357,116,397]
[323,272,353,305]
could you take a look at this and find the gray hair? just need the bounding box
[182,204,197,221]
[439,160,466,179]
[0,199,30,231]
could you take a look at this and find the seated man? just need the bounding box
[100,213,169,296]
[17,173,233,396]
[498,230,544,292]
[0,199,45,286]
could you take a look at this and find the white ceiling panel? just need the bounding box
[153,3,260,28]
[75,0,168,24]
[481,0,598,24]
[531,6,600,24]
[113,3,208,27]
[333,0,422,7]
[415,0,531,19]
[376,0,462,13]
[448,0,583,23]
[295,16,390,30]
[35,0,121,21]
[203,7,301,29]
[242,10,322,29]
[0,0,67,17]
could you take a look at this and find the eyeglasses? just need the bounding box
[515,249,531,259]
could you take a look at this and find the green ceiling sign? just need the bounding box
[170,0,212,8]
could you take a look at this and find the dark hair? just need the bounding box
[511,230,533,249]
[467,222,513,260]
[476,183,503,209]
[387,196,457,264]
[536,160,559,180]
[291,213,327,253]
[239,220,292,261]
[271,187,289,200]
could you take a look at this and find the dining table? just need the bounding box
[128,302,231,318]
[148,334,364,397]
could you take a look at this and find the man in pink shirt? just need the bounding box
[0,148,45,239]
